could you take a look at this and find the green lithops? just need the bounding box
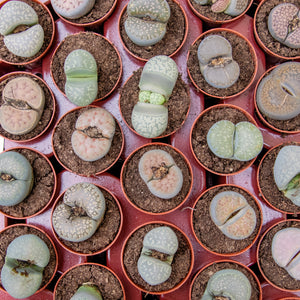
[64,49,98,106]
[0,151,33,206]
[137,226,178,285]
[70,284,103,300]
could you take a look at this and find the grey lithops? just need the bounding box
[64,49,98,106]
[52,182,106,242]
[137,226,178,285]
[1,234,50,299]
[70,283,103,300]
[0,151,33,206]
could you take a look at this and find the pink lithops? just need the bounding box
[71,108,115,162]
[0,77,45,135]
[211,0,230,14]
[138,149,183,199]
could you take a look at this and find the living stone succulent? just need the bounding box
[70,283,103,300]
[0,151,33,207]
[64,49,98,106]
[52,182,106,242]
[125,0,170,46]
[137,226,178,285]
[138,149,183,199]
[1,234,50,299]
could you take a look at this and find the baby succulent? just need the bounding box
[273,145,300,205]
[70,283,103,300]
[125,0,170,46]
[198,35,240,89]
[137,226,178,285]
[0,1,44,57]
[0,151,33,206]
[1,234,50,299]
[207,120,263,161]
[138,149,183,199]
[71,107,115,162]
[209,191,256,240]
[0,76,45,135]
[64,49,98,106]
[52,182,106,242]
[268,3,300,49]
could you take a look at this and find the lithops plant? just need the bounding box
[52,182,106,242]
[273,145,300,205]
[207,120,263,161]
[71,108,115,162]
[1,234,50,299]
[138,149,183,199]
[268,3,300,49]
[70,283,103,300]
[124,0,170,46]
[0,1,44,57]
[137,226,178,285]
[0,151,33,207]
[64,49,98,106]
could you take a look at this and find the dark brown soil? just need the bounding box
[0,148,56,218]
[51,32,121,101]
[52,106,123,176]
[0,0,54,64]
[0,73,55,141]
[119,68,190,138]
[123,223,192,293]
[119,0,186,60]
[187,30,256,98]
[121,144,192,213]
[192,185,262,254]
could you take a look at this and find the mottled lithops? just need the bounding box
[273,145,300,205]
[71,108,115,162]
[125,0,170,46]
[138,149,183,199]
[52,182,106,242]
[0,77,45,135]
[268,3,300,49]
[70,284,103,300]
[64,49,98,106]
[201,269,251,300]
[0,151,33,206]
[137,226,178,285]
[1,234,50,299]
[198,35,240,89]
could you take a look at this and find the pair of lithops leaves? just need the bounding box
[268,3,300,49]
[131,55,178,138]
[256,61,300,121]
[1,234,50,299]
[0,1,44,58]
[273,145,300,206]
[0,151,33,207]
[71,284,103,300]
[198,35,240,89]
[137,226,178,285]
[52,182,106,242]
[71,107,115,162]
[207,120,263,162]
[125,0,170,46]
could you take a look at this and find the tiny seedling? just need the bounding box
[70,283,103,300]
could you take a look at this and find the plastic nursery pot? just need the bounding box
[0,147,57,219]
[190,104,261,176]
[189,259,262,299]
[118,0,188,61]
[0,0,55,66]
[120,142,193,215]
[121,221,194,295]
[51,105,124,177]
[50,31,122,104]
[187,28,258,99]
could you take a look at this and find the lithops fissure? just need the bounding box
[268,3,300,49]
[70,283,103,300]
[198,35,240,89]
[71,108,115,162]
[137,226,178,285]
[1,234,50,299]
[0,151,33,207]
[273,145,300,205]
[52,182,106,242]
